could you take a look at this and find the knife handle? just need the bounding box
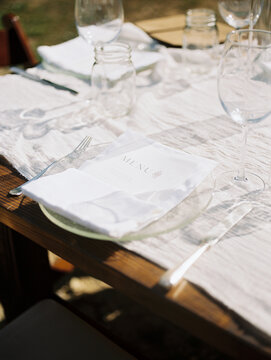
[158,242,210,289]
[41,79,78,95]
[158,202,253,290]
[10,66,78,95]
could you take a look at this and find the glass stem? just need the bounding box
[249,0,255,30]
[236,124,248,182]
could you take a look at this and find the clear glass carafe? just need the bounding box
[92,42,136,118]
[182,8,219,75]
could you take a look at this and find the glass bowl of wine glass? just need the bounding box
[215,29,271,199]
[75,0,124,47]
[218,0,264,29]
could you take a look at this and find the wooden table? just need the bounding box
[136,14,233,47]
[0,15,270,360]
[1,149,271,360]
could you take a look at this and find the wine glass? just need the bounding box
[75,0,124,47]
[218,0,263,29]
[216,29,271,198]
[74,0,124,118]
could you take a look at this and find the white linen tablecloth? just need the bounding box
[0,36,271,340]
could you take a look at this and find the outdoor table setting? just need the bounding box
[0,0,271,358]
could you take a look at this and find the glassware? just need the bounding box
[91,42,136,118]
[218,0,263,29]
[257,0,271,30]
[182,8,219,75]
[74,0,124,119]
[216,29,271,197]
[74,0,124,47]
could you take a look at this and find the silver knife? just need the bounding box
[158,202,253,290]
[10,66,78,95]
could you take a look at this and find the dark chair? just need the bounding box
[0,13,38,68]
[0,299,135,360]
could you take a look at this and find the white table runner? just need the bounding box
[0,42,271,340]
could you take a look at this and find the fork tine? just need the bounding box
[75,136,88,151]
[74,136,92,152]
[9,135,93,196]
[81,136,92,150]
[83,136,92,149]
[73,137,85,151]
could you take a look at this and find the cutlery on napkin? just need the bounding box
[10,66,78,95]
[158,202,253,290]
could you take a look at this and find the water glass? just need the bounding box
[91,42,136,118]
[216,29,271,197]
[218,0,263,29]
[75,0,124,46]
[182,8,219,75]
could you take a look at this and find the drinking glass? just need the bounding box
[216,29,271,196]
[91,42,136,118]
[74,0,124,119]
[182,8,219,75]
[257,0,271,30]
[75,0,124,47]
[218,0,263,29]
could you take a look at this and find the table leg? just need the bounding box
[0,223,53,321]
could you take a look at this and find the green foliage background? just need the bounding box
[0,0,219,57]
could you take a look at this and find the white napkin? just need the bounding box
[38,23,163,78]
[22,131,217,238]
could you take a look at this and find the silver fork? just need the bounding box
[9,136,92,196]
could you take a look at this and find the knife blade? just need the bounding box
[158,202,253,290]
[10,66,78,95]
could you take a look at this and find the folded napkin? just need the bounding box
[22,131,217,238]
[38,23,163,78]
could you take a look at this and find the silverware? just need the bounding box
[10,66,79,95]
[9,136,92,196]
[158,202,253,290]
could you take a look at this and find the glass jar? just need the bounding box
[182,8,219,75]
[91,42,136,118]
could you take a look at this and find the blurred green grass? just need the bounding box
[0,0,219,57]
[2,0,268,55]
[0,0,77,53]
